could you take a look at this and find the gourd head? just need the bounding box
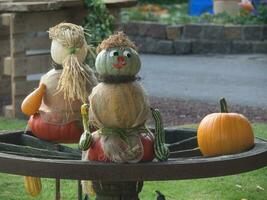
[95,31,141,77]
[48,23,88,65]
[96,47,141,76]
[50,40,88,65]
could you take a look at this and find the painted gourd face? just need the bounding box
[95,47,141,76]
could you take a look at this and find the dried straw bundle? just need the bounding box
[48,23,97,104]
[96,31,137,53]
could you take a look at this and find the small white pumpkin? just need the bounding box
[51,40,88,65]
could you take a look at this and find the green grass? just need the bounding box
[0,117,266,199]
[0,117,27,131]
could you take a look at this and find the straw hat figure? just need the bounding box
[21,23,98,143]
[79,32,169,163]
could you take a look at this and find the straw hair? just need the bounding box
[96,31,137,53]
[49,23,85,49]
[48,23,96,104]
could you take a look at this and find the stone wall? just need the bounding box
[121,22,267,54]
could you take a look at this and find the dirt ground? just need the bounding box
[149,97,267,126]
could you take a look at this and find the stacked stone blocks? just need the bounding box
[121,22,267,54]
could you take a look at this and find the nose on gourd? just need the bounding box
[117,56,125,62]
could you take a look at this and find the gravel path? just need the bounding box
[139,54,267,126]
[149,97,267,126]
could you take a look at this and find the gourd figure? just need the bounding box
[79,32,169,163]
[21,23,97,197]
[21,23,97,143]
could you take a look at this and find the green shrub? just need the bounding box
[83,0,114,47]
[255,5,267,23]
[138,0,188,4]
[83,0,115,68]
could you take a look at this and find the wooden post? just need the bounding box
[78,180,83,200]
[56,178,61,200]
[0,13,12,114]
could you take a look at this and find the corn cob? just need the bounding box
[24,176,42,197]
[82,180,96,196]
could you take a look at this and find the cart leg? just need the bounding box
[56,178,61,200]
[78,180,83,200]
[93,181,143,200]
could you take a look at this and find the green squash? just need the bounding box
[95,47,141,76]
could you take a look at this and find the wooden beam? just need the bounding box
[12,79,39,96]
[26,54,51,75]
[1,13,12,26]
[0,0,136,12]
[9,8,86,34]
[3,56,12,76]
[13,97,27,119]
[0,1,84,12]
[3,104,14,118]
[3,54,51,78]
[0,77,11,95]
[12,34,50,53]
[105,0,137,8]
[0,40,9,57]
[0,26,9,37]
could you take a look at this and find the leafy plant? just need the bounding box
[83,0,115,67]
[84,0,114,47]
[138,0,188,4]
[255,4,267,23]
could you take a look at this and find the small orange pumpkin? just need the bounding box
[197,98,254,156]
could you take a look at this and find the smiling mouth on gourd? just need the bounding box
[113,61,126,69]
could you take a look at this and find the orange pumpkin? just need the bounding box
[88,132,154,162]
[28,114,83,143]
[197,98,254,156]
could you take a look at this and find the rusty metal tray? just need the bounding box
[0,129,266,182]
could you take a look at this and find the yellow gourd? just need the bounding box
[21,83,46,116]
[24,176,42,197]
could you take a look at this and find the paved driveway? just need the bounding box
[140,54,267,108]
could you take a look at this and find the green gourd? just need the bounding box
[95,47,141,76]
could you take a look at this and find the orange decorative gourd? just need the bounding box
[21,83,46,116]
[197,98,254,156]
[239,0,254,12]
